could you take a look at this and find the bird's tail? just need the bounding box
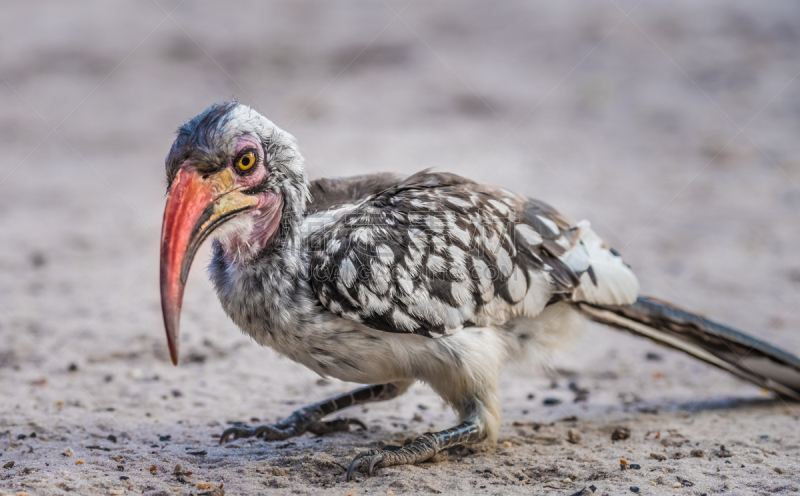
[577,296,800,400]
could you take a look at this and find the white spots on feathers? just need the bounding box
[447,196,473,209]
[450,222,471,246]
[306,172,638,340]
[488,199,510,215]
[375,244,394,264]
[515,224,543,248]
[391,308,418,331]
[495,247,513,277]
[427,254,447,273]
[570,222,639,305]
[536,215,560,235]
[340,257,356,287]
[507,265,528,302]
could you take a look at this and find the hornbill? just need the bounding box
[160,101,800,480]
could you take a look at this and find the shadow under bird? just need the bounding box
[159,101,800,480]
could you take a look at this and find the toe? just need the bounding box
[346,458,365,481]
[367,453,384,476]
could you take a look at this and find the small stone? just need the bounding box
[119,476,129,480]
[159,435,172,442]
[690,449,705,458]
[387,491,394,495]
[611,427,630,441]
[31,252,46,267]
[715,445,733,458]
[109,490,124,495]
[567,428,582,444]
[117,465,124,471]
[3,461,14,469]
[543,397,561,406]
[563,477,572,483]
[774,467,784,474]
[173,464,184,475]
[75,459,84,465]
[645,352,662,361]
[196,483,213,490]
[673,482,682,488]
[62,447,74,457]
[16,434,26,440]
[650,453,666,461]
[67,363,78,372]
[107,435,117,443]
[527,393,535,400]
[630,487,639,494]
[629,464,641,470]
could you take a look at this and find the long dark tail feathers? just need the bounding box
[578,296,800,401]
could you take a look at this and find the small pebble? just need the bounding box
[117,465,124,471]
[630,487,639,494]
[16,434,26,440]
[629,464,641,470]
[650,453,666,461]
[3,461,14,469]
[611,427,630,441]
[690,449,705,458]
[107,435,117,443]
[62,447,74,457]
[159,435,171,442]
[543,397,561,406]
[196,482,213,490]
[645,352,662,361]
[67,363,78,372]
[119,476,129,480]
[563,477,572,483]
[109,490,124,495]
[75,460,84,465]
[673,482,682,488]
[29,433,36,438]
[567,428,582,444]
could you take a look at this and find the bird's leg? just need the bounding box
[345,421,485,481]
[219,382,408,444]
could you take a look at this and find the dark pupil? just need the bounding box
[241,156,250,166]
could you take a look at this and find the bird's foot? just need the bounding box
[219,415,365,444]
[346,434,438,481]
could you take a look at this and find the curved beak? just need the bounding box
[160,168,258,365]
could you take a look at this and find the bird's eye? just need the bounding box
[236,151,256,172]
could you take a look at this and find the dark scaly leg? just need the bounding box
[346,421,485,481]
[219,381,408,444]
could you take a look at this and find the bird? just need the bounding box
[159,101,800,480]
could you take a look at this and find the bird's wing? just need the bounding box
[306,171,639,337]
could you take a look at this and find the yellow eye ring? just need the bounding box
[236,151,256,171]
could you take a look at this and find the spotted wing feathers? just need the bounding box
[307,171,638,337]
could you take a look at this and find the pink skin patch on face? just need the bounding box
[218,136,284,261]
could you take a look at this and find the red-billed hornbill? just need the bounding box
[160,102,800,480]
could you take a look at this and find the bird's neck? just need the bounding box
[208,196,319,347]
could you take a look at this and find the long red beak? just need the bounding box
[160,168,257,365]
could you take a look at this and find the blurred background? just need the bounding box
[1,1,799,493]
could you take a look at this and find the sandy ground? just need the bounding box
[1,1,800,494]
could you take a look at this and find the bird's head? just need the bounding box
[159,101,308,365]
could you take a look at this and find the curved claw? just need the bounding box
[367,452,384,475]
[346,457,366,482]
[348,418,368,431]
[219,427,256,445]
